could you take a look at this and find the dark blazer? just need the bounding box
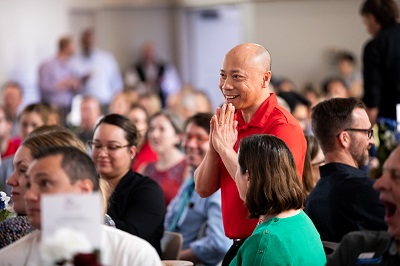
[107,169,165,255]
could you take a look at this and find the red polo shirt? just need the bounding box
[220,93,306,239]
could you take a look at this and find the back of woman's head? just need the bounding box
[238,134,305,219]
[23,125,86,154]
[94,113,140,147]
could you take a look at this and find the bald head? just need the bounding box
[226,43,271,72]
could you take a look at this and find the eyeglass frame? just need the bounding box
[336,128,374,139]
[87,141,131,152]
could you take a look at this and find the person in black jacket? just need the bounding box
[305,97,386,243]
[360,0,400,171]
[89,113,165,256]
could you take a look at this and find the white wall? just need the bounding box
[242,0,369,90]
[0,0,69,106]
[2,0,400,107]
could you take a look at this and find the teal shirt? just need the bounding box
[230,211,326,266]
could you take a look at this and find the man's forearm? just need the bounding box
[194,150,220,198]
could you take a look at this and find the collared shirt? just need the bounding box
[0,225,161,266]
[327,231,400,265]
[305,163,387,242]
[165,177,231,266]
[220,93,307,239]
[71,48,123,105]
[39,57,78,107]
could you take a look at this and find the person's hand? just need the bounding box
[211,103,238,155]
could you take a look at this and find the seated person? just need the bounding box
[0,126,108,249]
[327,145,400,265]
[305,97,386,242]
[0,146,161,265]
[231,134,326,265]
[89,114,165,255]
[165,113,231,265]
[140,110,187,206]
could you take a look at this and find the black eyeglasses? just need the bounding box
[337,128,374,139]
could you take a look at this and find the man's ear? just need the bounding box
[262,71,272,88]
[337,131,351,149]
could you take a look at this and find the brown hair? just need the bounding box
[311,97,365,153]
[302,135,321,196]
[360,0,399,26]
[23,125,86,154]
[238,134,305,219]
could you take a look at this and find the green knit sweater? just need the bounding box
[230,210,326,266]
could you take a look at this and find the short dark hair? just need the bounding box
[94,113,140,147]
[360,0,399,26]
[311,97,365,153]
[33,146,99,191]
[184,112,213,134]
[238,134,305,219]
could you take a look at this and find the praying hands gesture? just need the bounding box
[210,103,238,155]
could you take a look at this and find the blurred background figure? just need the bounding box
[38,36,81,125]
[167,85,212,121]
[124,41,181,108]
[74,95,103,145]
[109,91,135,117]
[1,81,23,138]
[277,91,312,134]
[307,135,325,185]
[0,106,18,195]
[128,104,157,172]
[140,110,187,206]
[71,29,123,113]
[165,113,231,265]
[302,134,325,197]
[0,103,52,191]
[138,92,162,117]
[321,76,349,99]
[335,51,363,98]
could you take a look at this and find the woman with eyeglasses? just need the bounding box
[89,113,165,256]
[231,134,326,266]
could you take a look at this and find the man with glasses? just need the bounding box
[305,97,386,243]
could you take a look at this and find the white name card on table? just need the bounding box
[41,193,103,248]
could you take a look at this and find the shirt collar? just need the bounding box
[236,93,277,129]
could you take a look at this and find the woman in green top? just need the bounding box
[231,134,326,266]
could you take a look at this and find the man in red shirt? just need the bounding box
[194,43,306,265]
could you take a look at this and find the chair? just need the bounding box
[161,231,183,260]
[322,241,339,255]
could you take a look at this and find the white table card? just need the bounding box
[41,193,103,248]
